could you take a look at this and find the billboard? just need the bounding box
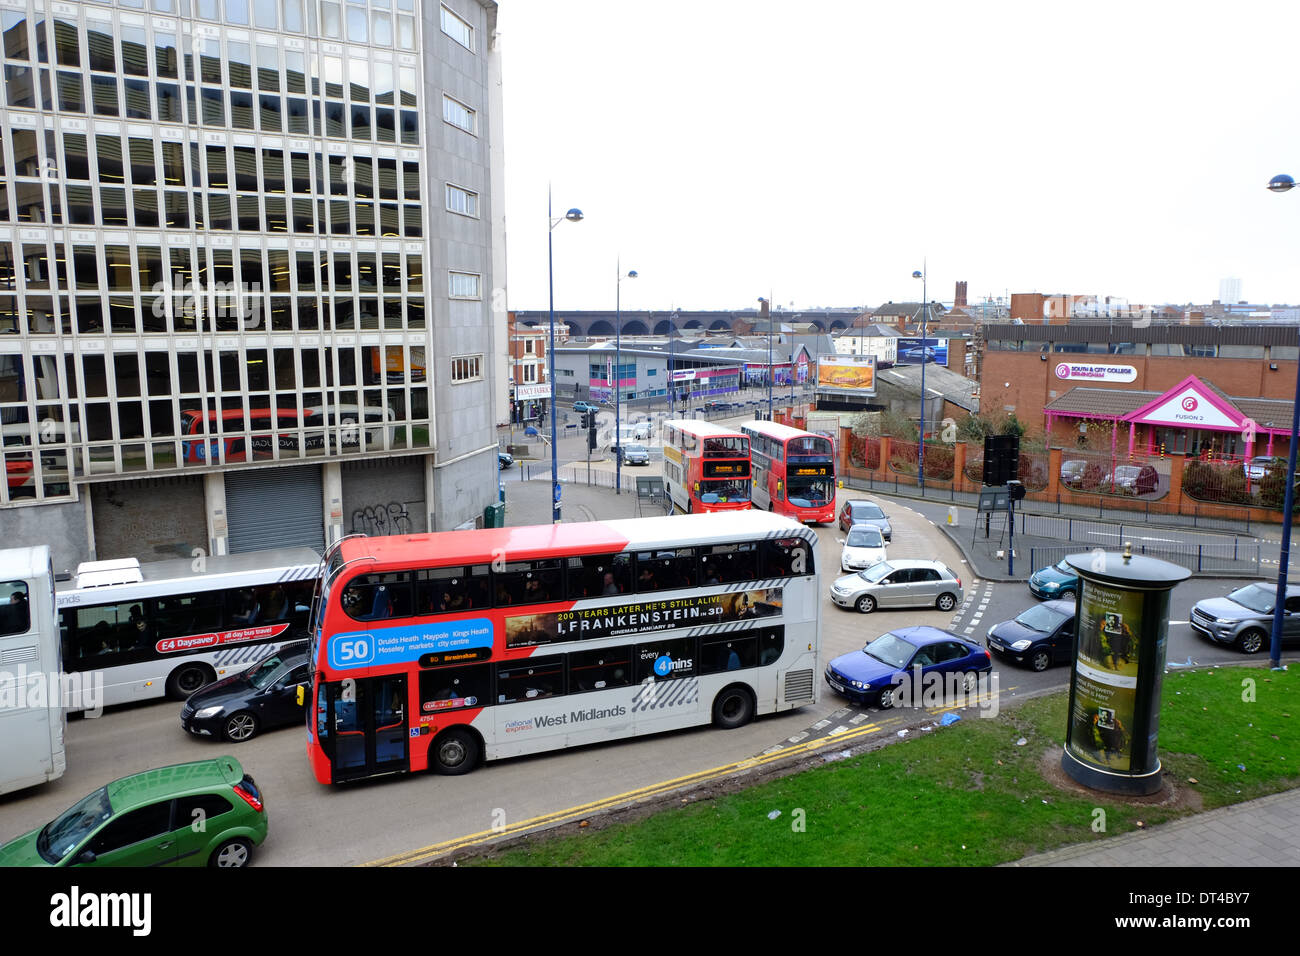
[816,356,876,395]
[896,337,948,366]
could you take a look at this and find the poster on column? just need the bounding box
[1067,579,1145,772]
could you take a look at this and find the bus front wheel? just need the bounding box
[712,686,755,730]
[430,727,481,775]
[166,663,214,700]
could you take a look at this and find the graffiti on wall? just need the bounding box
[351,501,411,536]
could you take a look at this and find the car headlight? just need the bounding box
[850,680,867,689]
[1042,581,1059,590]
[1215,617,1235,624]
[195,705,224,719]
[986,625,995,639]
[1011,640,1032,651]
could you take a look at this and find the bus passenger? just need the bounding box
[602,572,620,596]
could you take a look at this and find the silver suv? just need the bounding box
[1190,582,1300,654]
[830,559,964,614]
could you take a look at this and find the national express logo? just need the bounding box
[1181,396,1199,412]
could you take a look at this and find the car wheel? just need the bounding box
[431,727,481,775]
[856,594,876,614]
[712,686,755,729]
[223,711,259,742]
[1057,589,1075,601]
[165,663,213,701]
[877,685,898,708]
[961,672,978,694]
[936,593,957,612]
[209,837,253,868]
[1030,649,1052,672]
[1237,629,1266,655]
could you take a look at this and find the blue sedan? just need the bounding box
[824,626,992,708]
[1028,558,1079,600]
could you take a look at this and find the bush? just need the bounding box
[1183,460,1252,505]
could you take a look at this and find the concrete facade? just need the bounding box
[90,476,207,563]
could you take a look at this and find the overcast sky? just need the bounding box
[497,0,1300,313]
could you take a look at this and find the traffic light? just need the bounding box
[587,414,597,451]
[1006,479,1026,501]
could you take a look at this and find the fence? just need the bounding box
[839,471,1258,534]
[1027,540,1259,576]
[887,438,955,481]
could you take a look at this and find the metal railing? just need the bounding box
[1027,541,1260,576]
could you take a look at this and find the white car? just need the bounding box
[840,525,887,572]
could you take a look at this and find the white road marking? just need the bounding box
[828,725,850,736]
[787,731,809,743]
[811,719,831,730]
[964,626,976,634]
[849,713,870,725]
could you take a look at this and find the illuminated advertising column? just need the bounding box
[1061,545,1190,794]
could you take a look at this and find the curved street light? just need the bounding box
[548,192,584,523]
[1265,173,1299,668]
[615,261,637,495]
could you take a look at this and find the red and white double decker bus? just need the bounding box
[304,512,819,784]
[661,420,751,513]
[742,421,837,523]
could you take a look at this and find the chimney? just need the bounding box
[954,281,967,308]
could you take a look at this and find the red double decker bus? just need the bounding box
[304,513,820,784]
[741,421,836,523]
[661,420,751,513]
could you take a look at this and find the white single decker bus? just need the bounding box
[0,546,67,796]
[58,548,320,711]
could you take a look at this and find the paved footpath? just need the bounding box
[1009,788,1300,866]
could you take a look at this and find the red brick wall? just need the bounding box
[981,350,1300,435]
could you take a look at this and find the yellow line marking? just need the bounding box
[363,714,902,867]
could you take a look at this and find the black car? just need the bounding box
[985,599,1075,671]
[181,643,310,742]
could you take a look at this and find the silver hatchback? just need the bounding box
[830,559,964,614]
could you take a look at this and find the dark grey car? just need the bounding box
[1190,582,1300,654]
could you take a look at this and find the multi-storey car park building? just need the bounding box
[0,0,502,569]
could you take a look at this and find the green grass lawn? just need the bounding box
[467,666,1298,866]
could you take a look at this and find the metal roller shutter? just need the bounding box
[225,465,325,554]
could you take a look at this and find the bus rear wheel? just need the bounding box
[430,728,480,775]
[166,663,214,700]
[712,686,755,730]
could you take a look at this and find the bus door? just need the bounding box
[329,676,409,780]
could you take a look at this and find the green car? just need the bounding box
[0,756,267,867]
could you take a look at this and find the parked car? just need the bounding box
[1060,459,1090,489]
[1190,582,1300,654]
[838,499,892,540]
[824,626,992,707]
[0,756,267,867]
[1028,558,1080,600]
[1100,464,1159,495]
[839,525,887,572]
[182,643,310,741]
[829,559,963,614]
[617,443,651,466]
[573,400,599,414]
[498,450,514,469]
[1243,456,1291,483]
[986,599,1076,671]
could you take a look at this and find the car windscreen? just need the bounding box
[1227,584,1275,614]
[1053,559,1073,574]
[862,632,914,668]
[245,653,294,689]
[846,527,883,548]
[852,503,884,519]
[1015,604,1069,633]
[38,786,113,864]
[857,562,894,583]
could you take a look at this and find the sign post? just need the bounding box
[1060,544,1190,795]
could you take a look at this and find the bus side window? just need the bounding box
[418,663,489,710]
[758,629,784,665]
[0,581,30,636]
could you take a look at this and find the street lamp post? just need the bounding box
[615,261,637,495]
[1264,173,1300,668]
[547,190,583,524]
[913,266,928,492]
[759,297,773,420]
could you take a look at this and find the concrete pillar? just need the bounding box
[425,453,437,532]
[204,473,229,557]
[323,462,343,546]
